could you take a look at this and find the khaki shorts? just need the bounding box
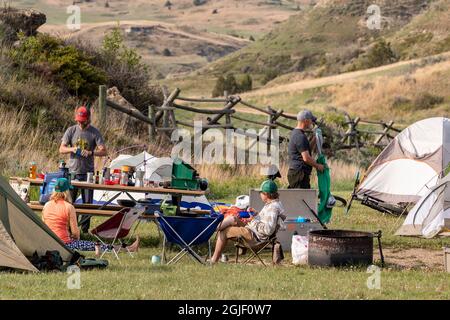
[224,226,255,242]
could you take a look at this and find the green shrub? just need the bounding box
[392,93,444,111]
[364,39,397,68]
[261,69,279,85]
[93,26,163,111]
[10,33,107,97]
[211,73,253,97]
[164,1,173,9]
[212,75,226,97]
[349,39,398,71]
[239,74,253,92]
[102,26,143,68]
[162,48,172,56]
[193,0,207,6]
[413,93,444,109]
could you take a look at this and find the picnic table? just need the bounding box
[10,177,207,219]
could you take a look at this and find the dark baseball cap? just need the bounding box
[297,109,317,123]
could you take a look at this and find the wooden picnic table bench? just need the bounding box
[11,176,207,222]
[28,202,211,218]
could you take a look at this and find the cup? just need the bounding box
[87,172,94,184]
[151,255,161,265]
[135,170,145,187]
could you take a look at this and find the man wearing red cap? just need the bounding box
[59,106,107,232]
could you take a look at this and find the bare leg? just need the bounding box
[107,235,140,254]
[211,231,228,263]
[218,216,239,231]
[126,235,140,252]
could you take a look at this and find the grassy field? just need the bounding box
[1,180,449,300]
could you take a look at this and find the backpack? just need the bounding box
[30,250,64,271]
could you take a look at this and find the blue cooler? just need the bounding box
[39,171,66,204]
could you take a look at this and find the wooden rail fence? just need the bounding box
[98,86,401,152]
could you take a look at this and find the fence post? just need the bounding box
[149,105,156,140]
[98,85,107,126]
[375,120,394,145]
[266,106,273,154]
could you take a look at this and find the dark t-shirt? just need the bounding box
[62,125,105,174]
[288,129,312,174]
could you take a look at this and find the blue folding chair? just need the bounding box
[155,212,224,265]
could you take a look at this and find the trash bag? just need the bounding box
[291,235,308,265]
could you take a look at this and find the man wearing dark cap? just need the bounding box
[288,109,324,189]
[59,106,107,232]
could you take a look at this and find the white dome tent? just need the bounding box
[396,173,450,238]
[109,151,173,182]
[350,117,450,214]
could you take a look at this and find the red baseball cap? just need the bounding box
[75,106,90,122]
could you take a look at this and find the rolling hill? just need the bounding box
[202,0,450,82]
[13,0,309,77]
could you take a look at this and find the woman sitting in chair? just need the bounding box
[211,180,286,264]
[42,178,139,255]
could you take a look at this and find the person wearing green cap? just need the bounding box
[211,180,286,264]
[42,178,139,255]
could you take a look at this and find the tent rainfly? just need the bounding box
[356,117,450,207]
[0,178,74,272]
[396,173,450,238]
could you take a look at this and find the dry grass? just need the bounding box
[196,159,359,201]
[327,58,450,121]
[0,108,55,176]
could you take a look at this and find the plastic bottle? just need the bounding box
[99,171,104,185]
[29,162,37,179]
[58,160,69,180]
[296,216,310,223]
[103,167,110,181]
[120,171,129,186]
[113,169,121,184]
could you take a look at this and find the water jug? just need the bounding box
[135,170,145,187]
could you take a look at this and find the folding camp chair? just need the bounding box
[233,226,282,267]
[90,206,143,260]
[155,212,224,265]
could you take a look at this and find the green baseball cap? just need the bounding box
[260,179,278,193]
[54,178,73,193]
